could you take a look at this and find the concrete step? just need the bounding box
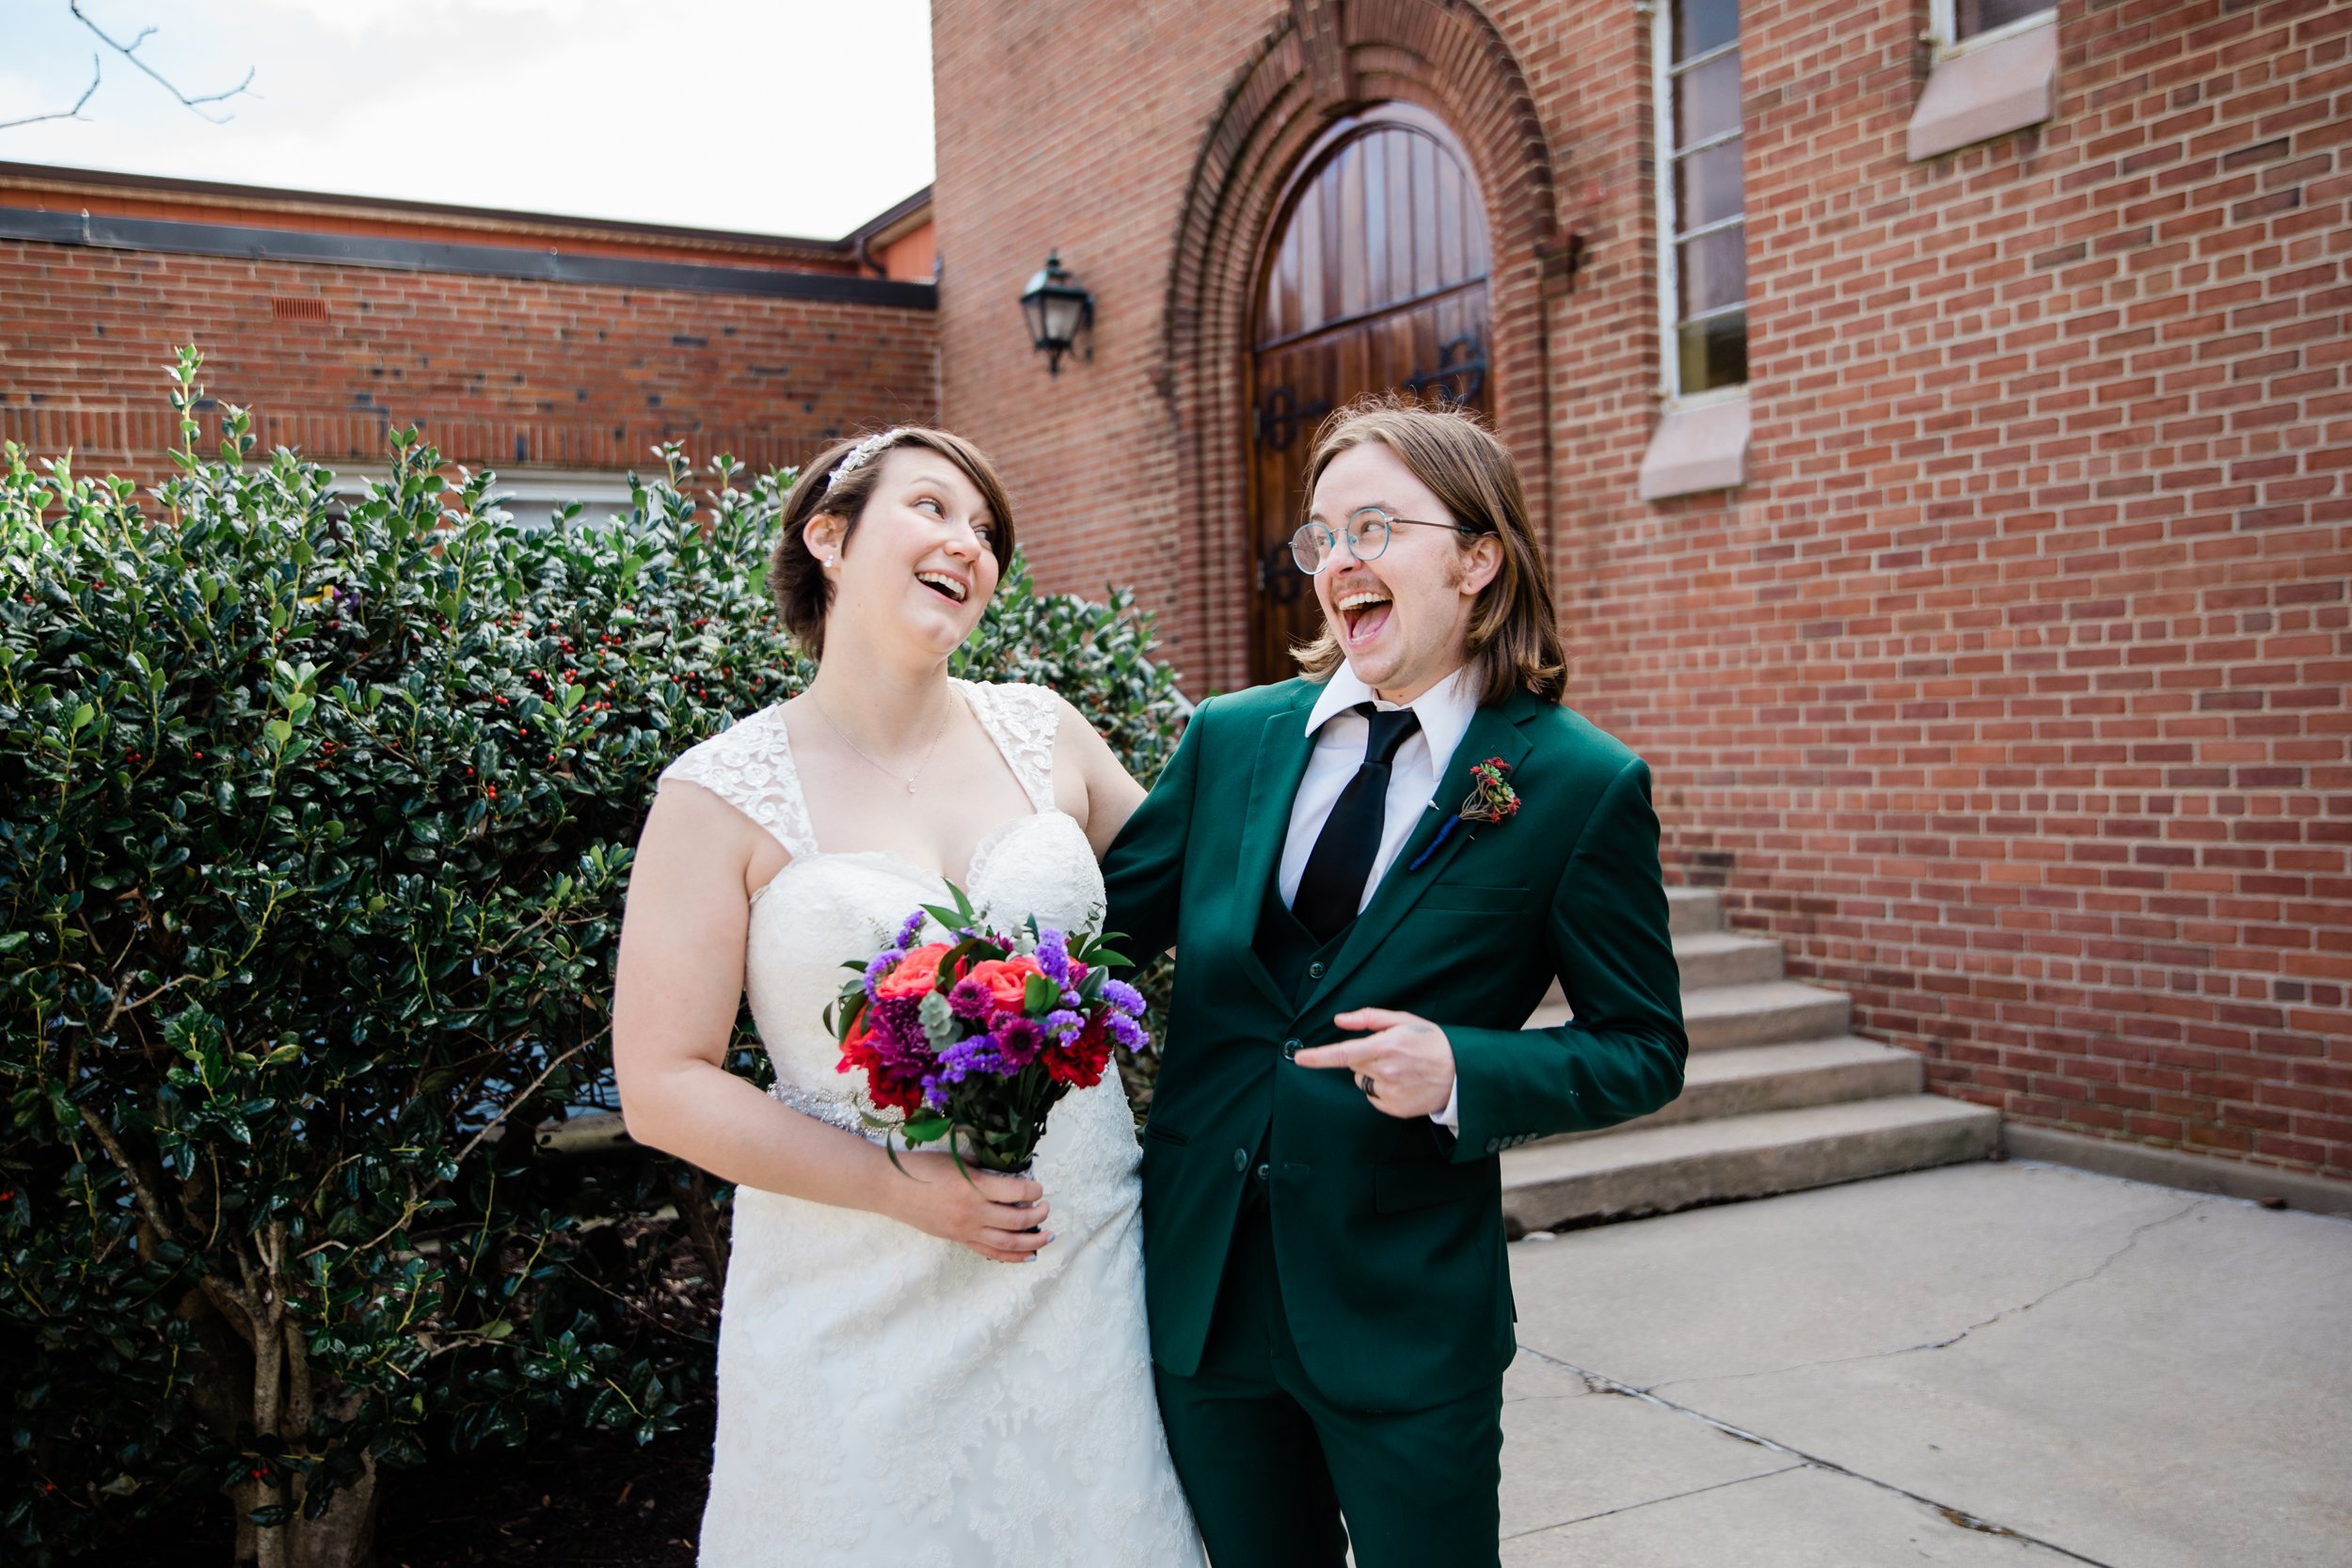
[1500,1096,2002,1233]
[1673,929,1785,990]
[1546,1037,1924,1139]
[1526,978,1851,1050]
[1668,886,1723,935]
[1532,929,1781,1015]
[1683,979,1852,1050]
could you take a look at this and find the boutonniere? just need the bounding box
[1408,757,1519,871]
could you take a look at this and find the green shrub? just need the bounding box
[0,351,1182,1567]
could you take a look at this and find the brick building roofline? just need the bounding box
[845,184,935,252]
[0,159,927,262]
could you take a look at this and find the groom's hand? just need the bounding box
[1295,1008,1456,1119]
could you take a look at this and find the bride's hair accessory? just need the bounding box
[823,427,906,493]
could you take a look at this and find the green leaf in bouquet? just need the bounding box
[898,1115,952,1147]
[1023,974,1057,1015]
[840,991,871,1035]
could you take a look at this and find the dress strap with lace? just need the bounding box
[957,679,1059,814]
[658,705,820,862]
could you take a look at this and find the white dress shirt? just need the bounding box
[1278,665,1477,1128]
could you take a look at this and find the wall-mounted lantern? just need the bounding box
[1019,254,1092,375]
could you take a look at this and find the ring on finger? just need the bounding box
[1357,1071,1378,1097]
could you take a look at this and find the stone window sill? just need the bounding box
[1638,390,1750,501]
[1908,14,2058,162]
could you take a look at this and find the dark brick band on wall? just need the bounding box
[0,214,940,486]
[934,0,2350,1182]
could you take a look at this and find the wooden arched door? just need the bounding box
[1246,103,1493,683]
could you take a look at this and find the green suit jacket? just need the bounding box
[1103,678,1686,1413]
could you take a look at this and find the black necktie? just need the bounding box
[1291,705,1422,943]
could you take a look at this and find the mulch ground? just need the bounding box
[103,1405,718,1568]
[375,1405,715,1568]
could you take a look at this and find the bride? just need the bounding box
[611,427,1200,1565]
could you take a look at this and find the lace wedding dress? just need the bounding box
[660,679,1200,1567]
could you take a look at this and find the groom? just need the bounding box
[1103,399,1688,1567]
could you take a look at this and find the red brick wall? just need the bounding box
[931,0,1268,680]
[935,0,2351,1181]
[0,244,938,485]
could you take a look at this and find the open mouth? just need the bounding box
[1337,586,1393,646]
[915,570,970,605]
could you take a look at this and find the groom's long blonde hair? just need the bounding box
[1293,397,1567,706]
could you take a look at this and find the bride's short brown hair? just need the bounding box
[1294,397,1567,705]
[768,428,1017,657]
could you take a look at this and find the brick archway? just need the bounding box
[1163,0,1565,694]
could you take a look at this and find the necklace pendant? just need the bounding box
[906,779,918,795]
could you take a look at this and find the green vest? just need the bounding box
[1104,678,1688,1414]
[1253,879,1349,1025]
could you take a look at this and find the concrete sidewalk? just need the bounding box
[1499,1160,2352,1567]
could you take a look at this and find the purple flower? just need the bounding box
[895,911,928,950]
[1107,1011,1149,1053]
[1034,929,1071,985]
[948,977,994,1022]
[1043,1008,1085,1043]
[993,1015,1045,1068]
[868,996,927,1059]
[862,948,904,1002]
[1102,978,1146,1016]
[936,1031,1006,1085]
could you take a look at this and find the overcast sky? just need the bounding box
[0,0,935,239]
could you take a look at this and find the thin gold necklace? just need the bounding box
[809,690,954,795]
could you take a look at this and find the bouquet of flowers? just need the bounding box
[827,883,1151,1173]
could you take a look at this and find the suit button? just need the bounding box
[1256,1163,1271,1182]
[1485,1138,1502,1155]
[1308,962,1327,980]
[1281,1037,1302,1060]
[1234,1148,1249,1173]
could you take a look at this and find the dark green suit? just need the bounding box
[1104,678,1686,1567]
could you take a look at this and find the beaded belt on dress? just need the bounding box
[770,1079,886,1143]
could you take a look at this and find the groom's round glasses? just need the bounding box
[1289,508,1484,576]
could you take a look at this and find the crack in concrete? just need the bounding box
[1645,1198,2208,1394]
[1499,1462,1805,1542]
[1518,1344,2124,1567]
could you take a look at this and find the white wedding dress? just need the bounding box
[660,679,1200,1567]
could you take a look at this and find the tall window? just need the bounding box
[1656,0,1745,396]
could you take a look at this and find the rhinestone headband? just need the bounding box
[822,428,905,493]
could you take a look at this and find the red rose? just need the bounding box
[963,955,1046,1013]
[875,942,953,1000]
